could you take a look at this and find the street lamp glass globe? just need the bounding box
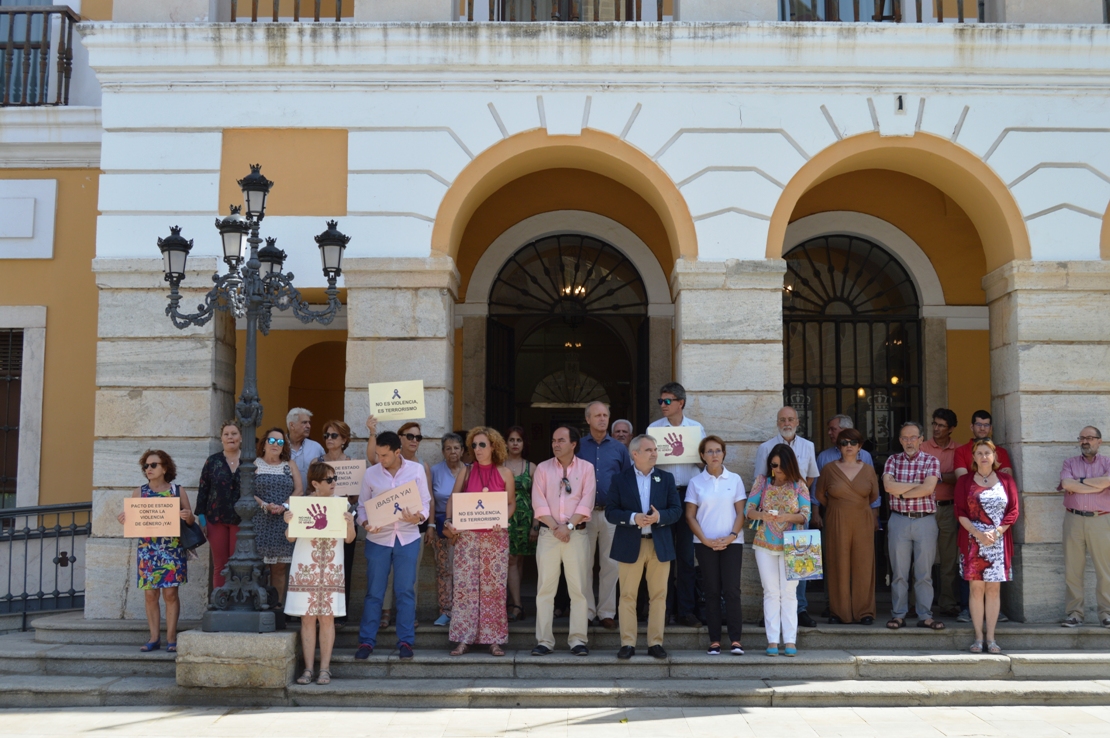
[257,237,286,277]
[314,220,350,278]
[216,205,250,265]
[237,164,273,220]
[157,226,193,280]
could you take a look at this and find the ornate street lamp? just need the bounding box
[157,165,348,632]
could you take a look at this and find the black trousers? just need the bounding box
[694,542,744,644]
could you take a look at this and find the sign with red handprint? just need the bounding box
[648,426,703,465]
[288,496,349,538]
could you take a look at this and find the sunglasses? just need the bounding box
[266,437,285,446]
[322,476,338,484]
[471,441,488,449]
[142,462,161,470]
[769,462,781,469]
[561,477,572,495]
[402,433,424,442]
[838,439,860,447]
[323,432,342,440]
[657,398,676,406]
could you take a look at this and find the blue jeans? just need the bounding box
[797,579,809,614]
[359,537,420,648]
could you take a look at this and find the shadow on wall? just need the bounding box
[288,340,347,446]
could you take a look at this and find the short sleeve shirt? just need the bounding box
[685,468,747,544]
[647,415,705,487]
[883,451,941,515]
[753,434,820,490]
[921,437,959,502]
[1058,454,1110,513]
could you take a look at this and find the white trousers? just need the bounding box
[584,513,619,620]
[755,547,799,645]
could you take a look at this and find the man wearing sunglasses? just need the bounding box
[647,382,706,628]
[531,425,597,656]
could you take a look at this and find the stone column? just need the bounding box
[671,258,787,620]
[87,258,234,621]
[343,256,459,620]
[984,260,1110,623]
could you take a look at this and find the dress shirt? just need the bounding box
[1058,454,1110,513]
[954,439,1013,474]
[532,455,596,525]
[576,433,632,507]
[357,457,432,547]
[883,451,941,515]
[816,446,879,509]
[632,466,655,535]
[685,468,746,544]
[753,434,820,489]
[648,415,705,487]
[921,437,959,502]
[289,438,325,481]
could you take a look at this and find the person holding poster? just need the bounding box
[354,431,431,662]
[443,427,516,657]
[429,433,466,627]
[116,450,194,653]
[647,382,705,628]
[745,444,811,657]
[314,419,356,623]
[283,462,356,685]
[379,422,434,628]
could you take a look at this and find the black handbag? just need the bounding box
[174,484,208,551]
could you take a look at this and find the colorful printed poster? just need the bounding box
[784,529,824,581]
[123,498,180,538]
[367,380,425,420]
[288,496,349,539]
[648,426,703,465]
[364,480,422,529]
[452,491,508,531]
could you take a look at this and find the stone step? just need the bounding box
[2,674,1110,709]
[0,632,177,678]
[31,612,202,645]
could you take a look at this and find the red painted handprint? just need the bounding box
[305,503,328,531]
[664,432,684,457]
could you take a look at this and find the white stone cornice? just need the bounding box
[0,107,103,169]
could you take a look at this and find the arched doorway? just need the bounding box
[288,340,347,445]
[486,234,649,460]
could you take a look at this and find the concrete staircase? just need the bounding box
[2,612,1110,707]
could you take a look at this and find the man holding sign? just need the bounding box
[354,431,431,662]
[647,382,705,628]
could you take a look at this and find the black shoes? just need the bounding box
[860,616,875,625]
[571,645,589,656]
[678,613,702,628]
[531,645,552,656]
[355,644,373,660]
[827,615,843,625]
[617,645,636,659]
[798,612,818,628]
[647,645,668,659]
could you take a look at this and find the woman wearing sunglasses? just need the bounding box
[283,461,356,685]
[315,420,356,622]
[744,444,811,656]
[443,426,516,656]
[116,449,194,653]
[253,427,304,611]
[814,428,879,625]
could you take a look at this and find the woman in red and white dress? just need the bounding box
[283,461,356,685]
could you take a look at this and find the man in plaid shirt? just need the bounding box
[882,421,945,631]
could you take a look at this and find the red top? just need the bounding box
[954,472,1020,570]
[954,440,1013,475]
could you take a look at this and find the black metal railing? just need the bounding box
[783,0,982,22]
[0,502,90,629]
[0,5,78,106]
[230,0,346,21]
[467,0,664,21]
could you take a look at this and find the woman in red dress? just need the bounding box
[954,439,1019,655]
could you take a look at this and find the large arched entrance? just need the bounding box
[486,233,649,460]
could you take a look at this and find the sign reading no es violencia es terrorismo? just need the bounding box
[367,380,425,421]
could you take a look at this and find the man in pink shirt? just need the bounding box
[1058,426,1110,628]
[531,425,597,656]
[354,431,431,661]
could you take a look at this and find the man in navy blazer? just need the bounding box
[606,434,683,659]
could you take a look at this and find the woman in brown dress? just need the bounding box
[815,427,879,625]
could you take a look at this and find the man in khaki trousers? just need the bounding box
[530,425,597,656]
[1059,426,1110,628]
[605,435,683,659]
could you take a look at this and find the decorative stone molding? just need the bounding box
[0,108,102,170]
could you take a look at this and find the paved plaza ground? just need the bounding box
[2,705,1110,737]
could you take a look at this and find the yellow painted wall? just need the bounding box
[219,129,348,217]
[288,340,346,445]
[946,330,991,444]
[0,169,100,505]
[791,169,987,306]
[81,0,113,20]
[234,329,347,441]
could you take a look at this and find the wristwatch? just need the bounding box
[566,522,578,531]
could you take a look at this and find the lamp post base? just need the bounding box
[201,609,277,633]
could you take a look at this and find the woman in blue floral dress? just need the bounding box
[117,449,194,653]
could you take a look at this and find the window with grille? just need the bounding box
[0,329,22,510]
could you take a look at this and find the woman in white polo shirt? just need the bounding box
[685,435,747,655]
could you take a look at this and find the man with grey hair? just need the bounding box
[611,419,633,447]
[577,401,632,629]
[1058,426,1110,628]
[286,407,325,481]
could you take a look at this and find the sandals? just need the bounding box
[166,642,177,653]
[507,605,524,623]
[886,618,905,630]
[969,640,984,653]
[489,643,506,657]
[450,642,470,656]
[139,640,160,652]
[918,618,946,631]
[316,670,331,685]
[987,641,1002,654]
[295,668,314,685]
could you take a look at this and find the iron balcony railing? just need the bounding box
[467,0,664,21]
[783,0,983,22]
[231,0,346,21]
[0,5,78,106]
[0,502,90,630]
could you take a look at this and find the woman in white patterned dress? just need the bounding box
[283,462,356,685]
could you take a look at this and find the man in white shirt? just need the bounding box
[287,407,325,481]
[752,406,820,627]
[647,381,706,628]
[354,431,431,661]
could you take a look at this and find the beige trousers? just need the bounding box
[618,537,669,648]
[585,512,619,621]
[1063,510,1110,621]
[535,527,590,649]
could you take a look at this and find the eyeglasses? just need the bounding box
[703,448,724,455]
[900,435,921,442]
[972,422,992,429]
[402,433,424,442]
[931,422,949,429]
[323,432,342,440]
[1079,435,1100,442]
[561,477,572,494]
[322,476,338,484]
[838,440,860,447]
[142,462,161,470]
[769,462,781,469]
[657,398,675,406]
[266,438,285,446]
[471,441,488,449]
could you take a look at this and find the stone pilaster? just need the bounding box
[984,260,1110,623]
[87,258,233,620]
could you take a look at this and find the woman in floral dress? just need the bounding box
[116,449,195,653]
[283,462,355,685]
[955,439,1020,655]
[444,427,517,656]
[252,427,303,609]
[505,426,537,622]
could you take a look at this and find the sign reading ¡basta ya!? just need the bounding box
[364,480,422,529]
[123,498,180,538]
[367,380,425,421]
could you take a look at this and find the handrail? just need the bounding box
[784,0,977,22]
[230,0,345,22]
[466,0,664,21]
[0,5,79,106]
